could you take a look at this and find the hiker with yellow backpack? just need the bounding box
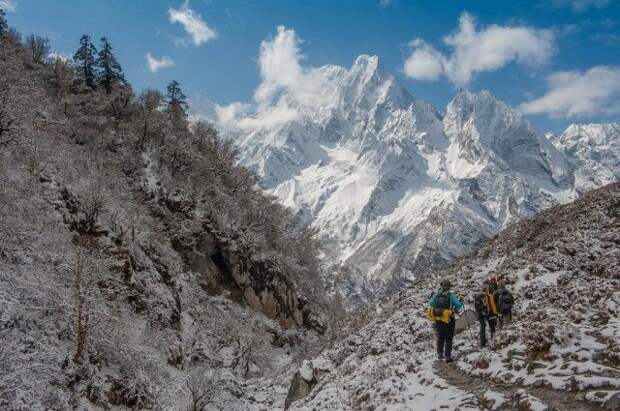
[427,279,464,363]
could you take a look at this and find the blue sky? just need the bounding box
[3,0,620,131]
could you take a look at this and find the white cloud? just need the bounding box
[403,39,445,81]
[237,103,301,130]
[254,25,328,108]
[215,102,250,125]
[196,26,328,130]
[553,0,611,11]
[404,13,555,86]
[168,2,217,46]
[519,66,620,117]
[146,53,175,73]
[0,0,17,12]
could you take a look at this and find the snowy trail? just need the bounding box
[433,353,606,411]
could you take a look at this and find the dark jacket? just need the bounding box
[494,288,514,313]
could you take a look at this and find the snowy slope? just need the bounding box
[549,123,620,194]
[223,55,619,301]
[285,183,620,411]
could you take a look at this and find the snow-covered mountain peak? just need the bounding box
[444,89,570,184]
[223,59,619,301]
[446,89,533,144]
[558,122,620,145]
[350,54,381,77]
[347,54,393,93]
[550,122,620,193]
[327,54,413,120]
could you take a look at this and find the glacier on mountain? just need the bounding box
[217,54,619,301]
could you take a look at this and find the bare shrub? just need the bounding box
[24,34,50,64]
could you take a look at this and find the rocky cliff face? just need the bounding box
[285,182,620,410]
[223,55,617,302]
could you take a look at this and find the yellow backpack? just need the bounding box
[426,291,453,323]
[426,307,453,323]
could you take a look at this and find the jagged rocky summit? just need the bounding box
[223,54,619,302]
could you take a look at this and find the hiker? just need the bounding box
[486,276,499,293]
[474,283,498,347]
[494,279,514,329]
[427,279,464,362]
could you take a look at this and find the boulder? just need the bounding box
[284,359,333,409]
[455,309,477,334]
[604,392,620,411]
[284,370,314,410]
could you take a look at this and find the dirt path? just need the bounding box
[433,359,605,411]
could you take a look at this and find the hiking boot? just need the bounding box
[438,353,444,360]
[445,357,454,363]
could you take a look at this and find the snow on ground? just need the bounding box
[285,183,620,411]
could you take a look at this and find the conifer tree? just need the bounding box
[0,8,8,37]
[73,34,97,89]
[166,80,188,129]
[96,37,125,93]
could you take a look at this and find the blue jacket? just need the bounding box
[428,291,464,311]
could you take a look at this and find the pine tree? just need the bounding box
[73,34,97,89]
[96,37,125,93]
[166,80,188,130]
[0,8,8,37]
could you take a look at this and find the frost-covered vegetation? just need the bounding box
[2,9,619,411]
[0,15,336,410]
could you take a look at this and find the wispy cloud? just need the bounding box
[378,0,396,8]
[552,0,611,12]
[520,66,620,117]
[403,12,555,86]
[592,32,620,45]
[0,0,17,12]
[168,1,217,46]
[146,53,175,73]
[237,103,301,130]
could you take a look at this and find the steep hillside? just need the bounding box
[223,54,619,302]
[0,29,330,409]
[285,183,620,410]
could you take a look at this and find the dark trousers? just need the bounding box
[478,315,496,347]
[435,319,455,359]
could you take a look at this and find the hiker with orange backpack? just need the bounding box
[474,281,498,347]
[427,279,464,363]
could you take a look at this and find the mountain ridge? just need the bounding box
[220,54,619,302]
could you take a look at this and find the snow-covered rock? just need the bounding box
[285,182,620,410]
[549,123,620,194]
[224,55,618,301]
